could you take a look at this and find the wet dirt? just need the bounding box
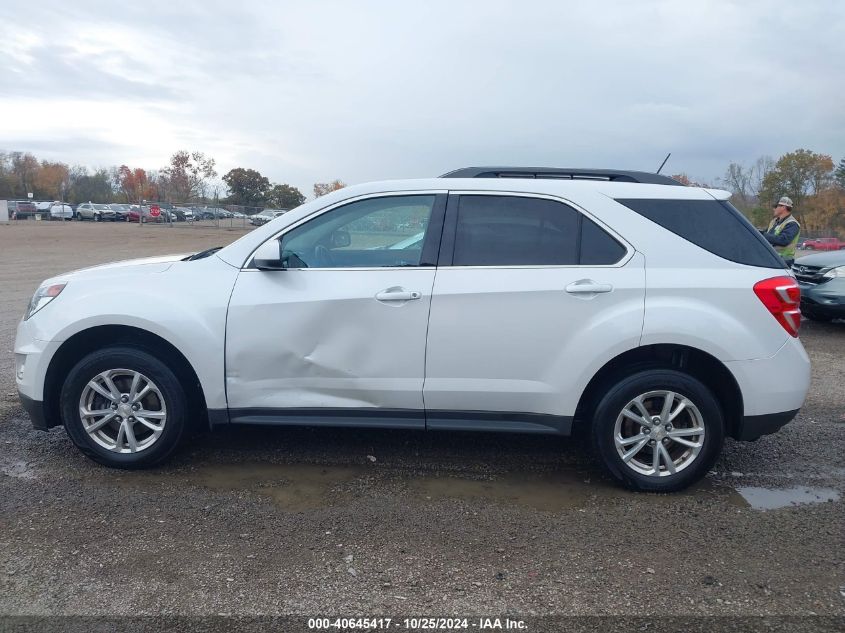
[109,459,752,514]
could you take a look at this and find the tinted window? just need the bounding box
[279,195,435,268]
[453,196,579,266]
[616,198,785,268]
[580,216,626,265]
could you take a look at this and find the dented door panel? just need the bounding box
[225,268,436,414]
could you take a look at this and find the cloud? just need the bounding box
[0,0,843,195]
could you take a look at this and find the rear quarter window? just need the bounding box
[615,198,785,269]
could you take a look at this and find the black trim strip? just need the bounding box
[439,167,683,186]
[438,193,459,267]
[735,409,798,441]
[229,408,425,429]
[419,193,448,267]
[225,407,572,435]
[427,410,572,435]
[18,392,51,431]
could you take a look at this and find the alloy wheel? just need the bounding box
[613,390,705,477]
[78,369,167,453]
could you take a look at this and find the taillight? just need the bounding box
[753,276,801,337]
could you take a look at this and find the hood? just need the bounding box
[794,251,845,267]
[46,253,191,283]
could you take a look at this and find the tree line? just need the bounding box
[0,149,347,210]
[674,149,845,234]
[5,146,841,232]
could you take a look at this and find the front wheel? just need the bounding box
[61,347,187,468]
[591,370,724,492]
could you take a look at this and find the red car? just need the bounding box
[125,205,163,223]
[802,237,845,251]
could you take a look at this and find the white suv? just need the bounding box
[14,168,810,491]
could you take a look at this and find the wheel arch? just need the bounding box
[43,325,208,431]
[573,344,744,440]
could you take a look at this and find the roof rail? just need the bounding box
[439,167,683,186]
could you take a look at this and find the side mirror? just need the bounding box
[331,228,351,248]
[253,239,286,270]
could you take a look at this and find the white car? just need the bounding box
[14,168,810,491]
[49,203,73,221]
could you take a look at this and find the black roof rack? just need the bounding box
[439,167,683,186]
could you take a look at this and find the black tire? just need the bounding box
[60,347,187,468]
[591,369,724,492]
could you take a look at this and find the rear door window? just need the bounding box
[449,195,626,266]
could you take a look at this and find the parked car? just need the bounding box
[250,210,286,226]
[35,201,53,212]
[77,203,117,222]
[125,205,163,223]
[802,237,845,251]
[792,251,845,322]
[10,200,37,219]
[174,207,199,221]
[48,203,73,221]
[14,167,810,492]
[174,207,194,221]
[108,204,132,220]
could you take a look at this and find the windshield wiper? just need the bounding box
[184,246,223,261]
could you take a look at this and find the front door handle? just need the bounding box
[565,280,613,294]
[375,288,422,302]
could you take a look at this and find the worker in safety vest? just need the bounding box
[761,196,800,266]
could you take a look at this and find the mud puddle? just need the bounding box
[180,462,365,511]
[112,461,744,513]
[735,485,840,510]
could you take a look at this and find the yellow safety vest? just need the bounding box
[766,215,800,259]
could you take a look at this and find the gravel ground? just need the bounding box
[0,223,842,626]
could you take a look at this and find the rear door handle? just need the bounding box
[565,280,613,294]
[375,288,422,302]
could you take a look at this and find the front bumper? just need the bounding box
[18,392,50,431]
[799,278,845,317]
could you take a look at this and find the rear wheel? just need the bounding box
[61,347,187,468]
[591,370,724,492]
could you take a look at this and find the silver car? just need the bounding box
[77,203,117,222]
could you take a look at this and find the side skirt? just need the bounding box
[211,408,573,435]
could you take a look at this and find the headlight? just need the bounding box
[24,283,66,320]
[822,265,845,280]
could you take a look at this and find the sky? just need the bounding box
[0,0,843,197]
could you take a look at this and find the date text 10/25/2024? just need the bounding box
[307,617,527,630]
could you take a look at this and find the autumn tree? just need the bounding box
[115,165,157,203]
[313,179,346,198]
[760,149,834,211]
[222,168,270,205]
[8,152,39,197]
[835,158,845,190]
[33,161,70,200]
[800,187,845,233]
[265,183,305,209]
[160,150,217,202]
